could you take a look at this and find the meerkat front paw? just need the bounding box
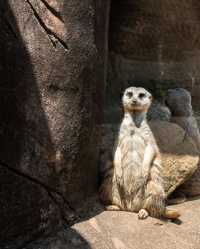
[138,209,149,219]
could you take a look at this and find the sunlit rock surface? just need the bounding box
[24,198,200,249]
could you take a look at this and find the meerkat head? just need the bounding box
[122,87,152,113]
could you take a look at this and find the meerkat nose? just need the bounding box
[132,100,137,104]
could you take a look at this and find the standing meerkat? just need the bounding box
[99,87,180,219]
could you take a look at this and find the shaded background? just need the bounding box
[0,0,110,247]
[106,0,200,122]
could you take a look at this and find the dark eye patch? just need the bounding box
[126,91,133,98]
[138,93,146,99]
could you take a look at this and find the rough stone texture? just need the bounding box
[0,167,61,248]
[99,124,119,177]
[100,121,199,196]
[108,0,200,109]
[165,88,200,197]
[149,121,199,195]
[167,88,200,152]
[180,168,200,197]
[24,198,200,249]
[0,0,110,246]
[148,101,171,121]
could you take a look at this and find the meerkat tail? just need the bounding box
[163,208,180,219]
[167,192,186,205]
[167,196,187,205]
[105,205,121,211]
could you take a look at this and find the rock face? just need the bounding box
[149,121,199,195]
[166,88,200,196]
[100,121,199,197]
[108,0,200,108]
[148,101,171,122]
[0,0,110,246]
[166,88,200,152]
[0,167,61,248]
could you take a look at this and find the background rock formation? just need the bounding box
[0,0,110,246]
[149,121,199,196]
[165,88,200,197]
[107,0,200,119]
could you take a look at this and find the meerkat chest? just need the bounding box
[114,120,150,183]
[118,120,151,164]
[120,120,150,145]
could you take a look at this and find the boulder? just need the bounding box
[0,166,61,247]
[165,88,200,196]
[179,167,200,197]
[0,0,109,246]
[148,101,171,122]
[149,121,199,196]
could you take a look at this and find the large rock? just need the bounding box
[165,88,200,197]
[179,167,200,197]
[100,121,199,196]
[148,101,171,122]
[0,167,61,248]
[0,0,110,246]
[149,121,199,195]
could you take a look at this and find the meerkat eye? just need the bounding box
[126,92,133,98]
[138,93,146,99]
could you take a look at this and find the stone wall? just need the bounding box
[108,0,200,110]
[0,0,110,247]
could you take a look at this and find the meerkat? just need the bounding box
[99,87,180,219]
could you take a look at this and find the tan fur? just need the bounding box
[100,87,180,219]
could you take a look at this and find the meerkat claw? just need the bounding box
[138,209,149,219]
